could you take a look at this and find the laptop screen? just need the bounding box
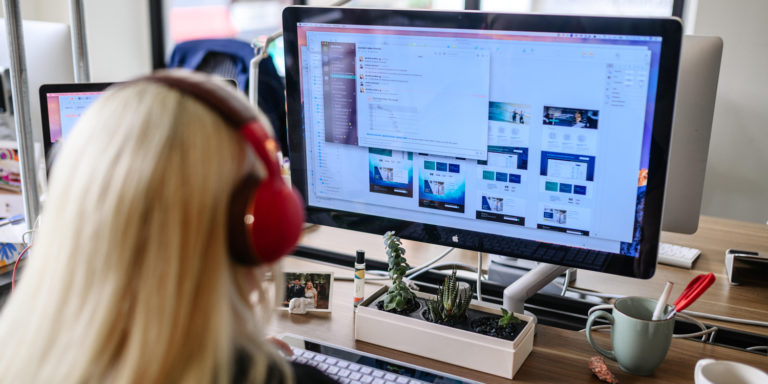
[45,91,104,144]
[39,83,113,161]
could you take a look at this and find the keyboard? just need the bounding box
[279,334,480,384]
[657,242,701,269]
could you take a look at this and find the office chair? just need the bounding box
[168,38,288,155]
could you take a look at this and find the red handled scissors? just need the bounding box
[666,272,716,319]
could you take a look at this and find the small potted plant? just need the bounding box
[355,232,536,379]
[425,268,472,325]
[378,231,418,313]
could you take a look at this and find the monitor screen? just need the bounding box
[45,91,104,143]
[283,8,682,278]
[40,82,114,160]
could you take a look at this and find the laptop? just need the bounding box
[39,82,114,165]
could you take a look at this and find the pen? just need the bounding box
[0,214,24,228]
[652,281,673,320]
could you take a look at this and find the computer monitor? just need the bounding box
[0,19,74,143]
[39,83,113,164]
[661,35,722,234]
[283,7,682,280]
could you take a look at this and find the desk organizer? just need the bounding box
[355,285,535,379]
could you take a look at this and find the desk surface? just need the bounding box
[271,216,768,383]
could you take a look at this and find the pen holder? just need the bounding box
[585,296,675,376]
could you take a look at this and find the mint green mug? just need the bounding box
[586,296,675,376]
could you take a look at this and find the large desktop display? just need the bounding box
[283,8,682,279]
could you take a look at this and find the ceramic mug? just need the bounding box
[585,296,674,376]
[695,359,768,384]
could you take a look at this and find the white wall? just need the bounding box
[694,0,768,224]
[5,0,152,81]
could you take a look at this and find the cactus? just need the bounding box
[426,268,472,324]
[382,231,416,312]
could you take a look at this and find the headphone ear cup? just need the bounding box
[228,175,305,265]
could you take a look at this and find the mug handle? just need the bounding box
[586,310,616,361]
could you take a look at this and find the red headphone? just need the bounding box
[142,72,305,265]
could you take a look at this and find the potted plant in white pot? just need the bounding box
[355,232,536,379]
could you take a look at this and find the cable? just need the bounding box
[680,309,768,328]
[561,275,767,331]
[476,252,483,302]
[345,247,457,282]
[404,247,455,277]
[11,244,31,292]
[673,312,718,341]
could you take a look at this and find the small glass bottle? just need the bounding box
[353,250,366,307]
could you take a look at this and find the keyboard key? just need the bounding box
[350,372,362,380]
[384,373,397,381]
[339,379,350,384]
[396,377,410,383]
[348,363,361,372]
[313,354,326,362]
[372,370,384,378]
[326,366,340,375]
[338,369,351,378]
[360,377,373,383]
[337,361,350,368]
[373,379,385,384]
[325,357,339,365]
[317,363,329,372]
[360,367,373,375]
[409,380,421,384]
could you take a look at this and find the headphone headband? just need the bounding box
[141,72,257,127]
[127,70,305,265]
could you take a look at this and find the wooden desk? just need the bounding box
[271,216,768,383]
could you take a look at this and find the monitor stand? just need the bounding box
[502,263,569,317]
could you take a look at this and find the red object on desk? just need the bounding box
[673,272,716,313]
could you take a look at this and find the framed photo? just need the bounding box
[281,271,334,312]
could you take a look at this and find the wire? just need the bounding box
[561,274,766,331]
[673,312,718,341]
[475,252,483,302]
[680,309,768,328]
[404,247,455,277]
[11,244,31,292]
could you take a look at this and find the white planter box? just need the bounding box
[355,285,535,379]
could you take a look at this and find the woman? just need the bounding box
[0,71,333,383]
[304,281,318,309]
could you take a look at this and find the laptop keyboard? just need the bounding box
[290,346,425,384]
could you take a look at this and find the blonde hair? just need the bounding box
[0,73,291,383]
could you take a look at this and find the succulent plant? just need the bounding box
[382,231,416,312]
[426,268,472,324]
[498,308,521,328]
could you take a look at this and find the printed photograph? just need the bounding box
[281,272,334,311]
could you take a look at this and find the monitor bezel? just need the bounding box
[39,82,114,160]
[283,7,682,279]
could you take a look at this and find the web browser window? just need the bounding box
[297,23,660,256]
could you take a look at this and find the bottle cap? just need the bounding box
[356,249,365,264]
